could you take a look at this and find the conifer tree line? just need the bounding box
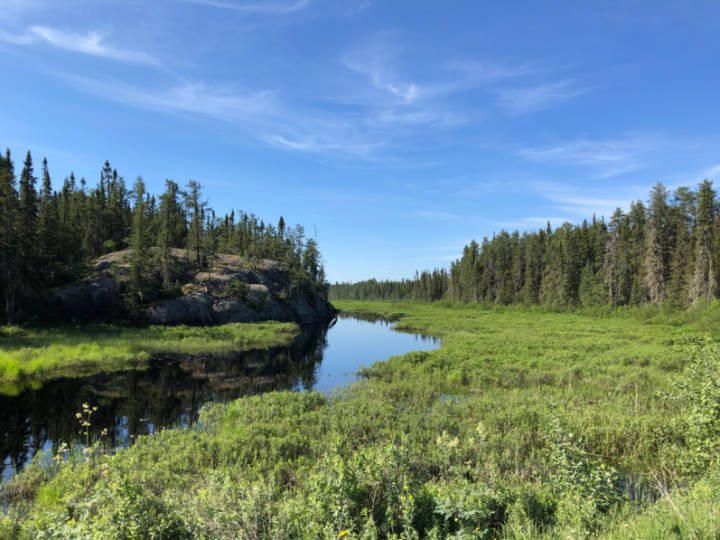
[331,180,720,308]
[0,149,327,324]
[330,269,449,302]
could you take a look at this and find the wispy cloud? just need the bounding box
[59,74,275,119]
[343,53,422,105]
[518,133,683,178]
[262,134,379,156]
[185,0,311,14]
[58,72,388,158]
[0,25,158,65]
[497,79,584,114]
[341,35,581,129]
[529,180,647,218]
[699,164,720,182]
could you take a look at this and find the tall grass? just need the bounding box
[3,302,720,538]
[0,322,299,393]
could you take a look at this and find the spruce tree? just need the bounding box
[667,187,696,306]
[643,183,670,304]
[17,151,39,301]
[184,180,207,267]
[689,180,716,304]
[129,177,150,298]
[37,158,59,281]
[302,238,321,283]
[156,180,184,288]
[0,150,19,323]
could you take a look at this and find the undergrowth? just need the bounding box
[2,301,720,538]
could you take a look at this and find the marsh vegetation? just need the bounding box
[0,322,299,395]
[3,301,720,538]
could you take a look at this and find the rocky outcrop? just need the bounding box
[45,249,336,326]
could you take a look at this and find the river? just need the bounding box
[0,314,438,480]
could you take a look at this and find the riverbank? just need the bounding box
[3,301,720,538]
[0,322,299,395]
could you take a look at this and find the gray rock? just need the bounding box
[43,249,336,327]
[146,293,215,325]
[47,277,119,323]
[211,297,259,324]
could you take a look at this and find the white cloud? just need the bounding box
[527,180,648,219]
[185,0,311,14]
[59,74,276,119]
[699,164,720,181]
[497,79,584,113]
[518,134,680,178]
[343,53,423,105]
[262,134,379,156]
[52,70,397,159]
[0,25,158,65]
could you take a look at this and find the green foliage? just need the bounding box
[333,181,720,312]
[547,420,624,532]
[0,150,329,324]
[5,302,720,537]
[670,339,720,476]
[0,321,298,392]
[222,276,249,299]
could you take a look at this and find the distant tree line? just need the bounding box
[0,149,327,324]
[331,180,720,309]
[330,269,449,302]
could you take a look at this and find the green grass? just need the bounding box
[3,301,720,538]
[0,322,299,394]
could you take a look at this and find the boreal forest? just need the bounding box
[331,181,719,308]
[0,150,327,325]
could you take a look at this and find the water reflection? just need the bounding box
[1,315,438,479]
[0,325,328,479]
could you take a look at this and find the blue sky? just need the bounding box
[1,1,719,282]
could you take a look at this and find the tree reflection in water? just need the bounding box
[0,323,329,478]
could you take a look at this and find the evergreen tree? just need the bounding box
[667,187,696,306]
[156,180,184,288]
[184,181,207,267]
[643,183,670,304]
[302,238,321,283]
[0,150,18,323]
[689,180,716,304]
[129,177,151,297]
[17,151,39,302]
[37,158,59,281]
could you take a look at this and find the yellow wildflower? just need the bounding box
[338,530,349,538]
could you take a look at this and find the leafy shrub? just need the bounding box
[426,480,513,538]
[671,339,720,476]
[547,420,624,533]
[103,480,191,539]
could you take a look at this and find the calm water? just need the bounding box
[0,314,437,480]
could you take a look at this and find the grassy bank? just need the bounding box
[3,301,720,538]
[0,322,299,395]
